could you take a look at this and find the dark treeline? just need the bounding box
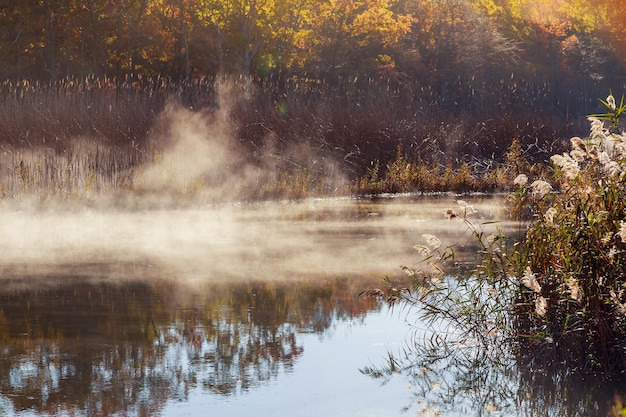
[1,0,625,192]
[1,0,624,99]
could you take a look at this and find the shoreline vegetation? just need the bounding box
[1,76,558,204]
[361,94,626,416]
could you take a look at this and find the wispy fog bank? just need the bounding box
[129,80,345,204]
[0,197,511,283]
[132,101,259,202]
[1,79,345,206]
[0,83,512,284]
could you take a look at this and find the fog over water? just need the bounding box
[0,196,511,283]
[0,85,513,284]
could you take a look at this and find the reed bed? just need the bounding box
[0,75,571,202]
[362,93,626,405]
[0,143,147,199]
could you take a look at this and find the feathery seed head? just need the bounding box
[521,266,542,293]
[570,136,588,153]
[529,180,552,199]
[607,94,617,110]
[513,174,528,187]
[413,244,432,256]
[422,234,441,250]
[618,220,626,243]
[535,296,548,317]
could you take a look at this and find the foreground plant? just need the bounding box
[509,93,626,376]
[390,93,626,378]
[361,200,518,414]
[361,93,626,416]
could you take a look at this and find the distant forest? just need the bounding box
[1,0,625,188]
[2,1,625,95]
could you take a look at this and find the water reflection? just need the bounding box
[0,273,379,416]
[363,280,626,417]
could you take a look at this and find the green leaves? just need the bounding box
[589,93,626,132]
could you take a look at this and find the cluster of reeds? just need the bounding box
[0,77,165,201]
[252,170,339,200]
[0,143,146,200]
[239,76,570,181]
[508,94,626,376]
[386,96,626,379]
[353,139,552,195]
[0,77,185,148]
[353,155,500,194]
[359,94,626,415]
[390,94,626,380]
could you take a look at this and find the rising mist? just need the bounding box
[0,82,508,284]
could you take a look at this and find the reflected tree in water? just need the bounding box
[361,259,626,417]
[0,273,378,416]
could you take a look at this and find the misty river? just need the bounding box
[2,194,613,416]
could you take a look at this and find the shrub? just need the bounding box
[509,93,626,376]
[395,94,626,377]
[360,93,626,415]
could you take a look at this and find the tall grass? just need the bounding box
[508,95,626,376]
[0,144,144,199]
[352,139,553,195]
[0,75,572,201]
[0,77,164,200]
[241,76,571,177]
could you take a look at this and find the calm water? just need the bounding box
[4,194,616,416]
[0,275,415,417]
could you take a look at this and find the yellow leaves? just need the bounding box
[563,0,610,32]
[503,0,525,21]
[471,0,505,19]
[313,0,412,49]
[349,0,413,47]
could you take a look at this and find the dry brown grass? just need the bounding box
[0,77,563,202]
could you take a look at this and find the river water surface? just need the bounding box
[2,194,596,417]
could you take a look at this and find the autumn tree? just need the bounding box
[0,0,77,80]
[401,0,517,94]
[195,0,285,77]
[0,1,36,79]
[196,0,237,75]
[305,0,412,79]
[82,0,113,77]
[0,0,624,100]
[256,0,316,74]
[243,0,276,77]
[564,0,626,67]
